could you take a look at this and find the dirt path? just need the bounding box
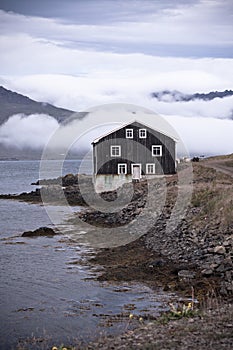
[202,158,233,177]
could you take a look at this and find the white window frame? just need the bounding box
[118,163,127,175]
[110,145,121,157]
[152,145,162,157]
[146,163,156,174]
[126,128,133,138]
[139,129,147,139]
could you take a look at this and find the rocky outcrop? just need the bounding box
[0,174,93,206]
[78,180,148,226]
[22,227,58,237]
[0,189,42,202]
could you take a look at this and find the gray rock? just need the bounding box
[178,270,196,279]
[216,263,232,273]
[201,268,214,276]
[22,227,58,237]
[214,246,226,254]
[148,260,165,268]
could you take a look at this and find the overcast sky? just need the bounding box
[1,0,233,58]
[0,0,232,155]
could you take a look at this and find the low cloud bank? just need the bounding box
[0,111,232,157]
[5,72,233,121]
[0,114,59,149]
[165,115,233,156]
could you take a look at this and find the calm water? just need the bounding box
[0,160,172,349]
[0,159,92,194]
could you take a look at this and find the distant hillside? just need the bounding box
[0,86,85,125]
[151,89,233,102]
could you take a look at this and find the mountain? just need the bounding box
[0,86,85,125]
[151,89,233,102]
[0,86,89,159]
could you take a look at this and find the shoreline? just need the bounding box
[89,235,223,301]
[82,157,233,348]
[1,155,232,349]
[1,158,232,298]
[81,159,233,300]
[84,301,233,350]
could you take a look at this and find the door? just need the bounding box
[131,164,142,180]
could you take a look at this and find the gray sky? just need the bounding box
[0,1,207,24]
[0,0,232,57]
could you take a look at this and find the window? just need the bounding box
[126,129,133,138]
[152,145,162,156]
[146,163,156,174]
[111,145,121,157]
[139,129,147,138]
[118,163,127,175]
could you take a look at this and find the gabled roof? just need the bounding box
[92,120,178,144]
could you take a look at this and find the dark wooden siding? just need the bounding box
[93,121,176,175]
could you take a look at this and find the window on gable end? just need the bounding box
[126,129,133,138]
[139,129,147,138]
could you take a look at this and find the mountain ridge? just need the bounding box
[151,89,233,102]
[0,86,85,125]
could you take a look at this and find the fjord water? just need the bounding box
[0,160,170,349]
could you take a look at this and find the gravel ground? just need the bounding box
[84,157,233,349]
[85,302,233,350]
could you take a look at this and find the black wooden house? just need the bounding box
[92,121,176,191]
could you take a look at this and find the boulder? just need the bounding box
[22,227,58,237]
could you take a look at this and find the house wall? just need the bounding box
[93,121,176,176]
[94,174,132,193]
[94,173,169,193]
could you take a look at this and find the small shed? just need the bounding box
[92,120,176,192]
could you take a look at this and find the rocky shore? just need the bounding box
[1,156,232,349]
[85,302,233,350]
[82,161,233,299]
[1,158,232,298]
[77,157,233,349]
[0,173,92,206]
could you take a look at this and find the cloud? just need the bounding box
[0,111,119,154]
[151,96,233,120]
[3,70,233,120]
[0,114,59,149]
[0,1,232,58]
[165,115,233,156]
[0,1,199,25]
[0,107,232,157]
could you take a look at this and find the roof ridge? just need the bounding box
[92,119,178,144]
